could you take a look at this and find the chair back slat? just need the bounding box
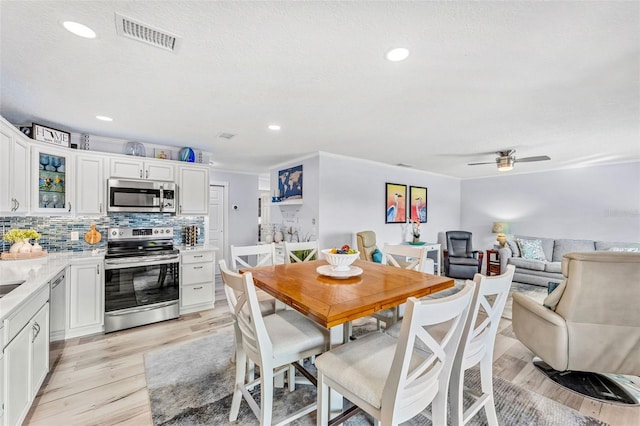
[382,281,475,424]
[382,244,429,272]
[459,265,515,369]
[219,260,272,363]
[284,241,319,263]
[230,243,277,271]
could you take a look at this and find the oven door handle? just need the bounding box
[105,255,179,269]
[104,301,178,316]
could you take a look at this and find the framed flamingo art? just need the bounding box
[385,183,407,224]
[409,186,428,223]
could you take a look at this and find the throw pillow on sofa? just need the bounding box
[517,238,547,261]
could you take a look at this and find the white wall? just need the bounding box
[269,155,320,242]
[317,152,461,250]
[210,171,259,254]
[269,152,462,252]
[461,161,640,249]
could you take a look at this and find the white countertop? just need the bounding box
[178,245,219,252]
[0,251,105,322]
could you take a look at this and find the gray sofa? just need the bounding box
[498,235,640,286]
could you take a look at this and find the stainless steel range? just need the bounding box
[104,227,180,333]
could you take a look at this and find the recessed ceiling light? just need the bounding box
[63,21,96,39]
[386,47,410,62]
[268,124,281,131]
[96,115,113,122]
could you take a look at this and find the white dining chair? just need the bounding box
[315,281,475,426]
[230,243,278,315]
[219,261,330,426]
[449,265,515,426]
[283,240,319,263]
[372,244,431,330]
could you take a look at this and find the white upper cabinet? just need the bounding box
[0,118,30,215]
[178,165,209,215]
[75,153,106,215]
[110,157,174,181]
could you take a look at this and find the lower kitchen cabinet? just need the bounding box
[180,250,215,314]
[3,284,50,426]
[67,260,104,339]
[4,322,30,426]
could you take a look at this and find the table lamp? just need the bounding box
[492,222,511,248]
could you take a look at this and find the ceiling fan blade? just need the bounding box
[515,155,551,163]
[467,161,496,166]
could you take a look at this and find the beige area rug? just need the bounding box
[144,323,608,426]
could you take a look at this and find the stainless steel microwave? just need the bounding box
[107,179,176,213]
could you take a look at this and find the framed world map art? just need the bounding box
[278,165,303,201]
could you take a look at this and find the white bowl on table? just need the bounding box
[321,249,360,272]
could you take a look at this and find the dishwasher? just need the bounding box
[49,269,66,369]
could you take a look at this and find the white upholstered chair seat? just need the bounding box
[315,332,430,409]
[263,310,329,362]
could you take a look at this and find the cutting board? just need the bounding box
[84,224,102,244]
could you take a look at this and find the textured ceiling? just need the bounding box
[1,1,638,178]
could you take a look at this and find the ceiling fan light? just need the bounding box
[497,157,514,172]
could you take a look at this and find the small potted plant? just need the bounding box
[410,219,421,244]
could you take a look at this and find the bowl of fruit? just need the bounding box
[322,245,360,271]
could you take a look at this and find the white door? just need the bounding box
[209,185,225,266]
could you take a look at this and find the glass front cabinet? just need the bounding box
[31,146,73,214]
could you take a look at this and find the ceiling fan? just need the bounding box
[467,150,551,172]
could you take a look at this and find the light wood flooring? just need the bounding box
[25,281,639,426]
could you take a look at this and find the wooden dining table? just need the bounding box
[245,258,454,341]
[245,258,454,422]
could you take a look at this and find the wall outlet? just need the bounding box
[70,231,79,241]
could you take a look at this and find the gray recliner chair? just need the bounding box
[443,231,483,279]
[512,251,640,404]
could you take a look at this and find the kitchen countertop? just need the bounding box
[0,250,105,323]
[178,245,219,252]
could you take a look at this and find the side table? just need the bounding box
[486,249,500,276]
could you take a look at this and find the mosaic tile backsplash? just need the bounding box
[0,214,205,253]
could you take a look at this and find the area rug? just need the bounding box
[144,324,608,426]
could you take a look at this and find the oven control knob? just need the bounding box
[165,228,171,234]
[160,229,164,234]
[111,230,117,236]
[154,229,158,234]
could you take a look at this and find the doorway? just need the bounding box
[209,184,226,268]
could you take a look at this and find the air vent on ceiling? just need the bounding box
[218,133,236,140]
[115,12,182,53]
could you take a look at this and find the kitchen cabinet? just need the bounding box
[0,117,29,215]
[180,250,215,314]
[3,285,49,426]
[4,322,30,426]
[0,325,4,425]
[75,153,106,215]
[30,304,49,398]
[67,260,104,338]
[178,165,209,215]
[31,145,74,215]
[110,157,175,181]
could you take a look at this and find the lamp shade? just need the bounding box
[492,222,511,234]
